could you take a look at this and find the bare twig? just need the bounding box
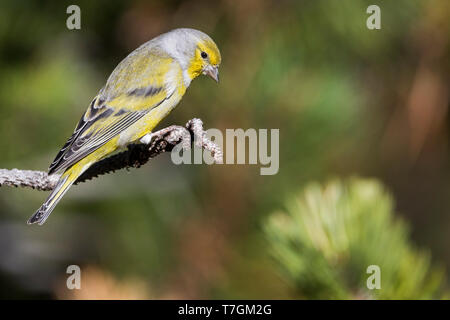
[0,169,60,191]
[0,119,221,191]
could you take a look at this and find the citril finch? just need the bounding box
[28,28,221,225]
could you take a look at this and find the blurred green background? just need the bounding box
[0,0,449,299]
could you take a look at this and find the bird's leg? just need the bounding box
[140,126,190,147]
[139,125,187,145]
[138,120,222,163]
[139,133,153,145]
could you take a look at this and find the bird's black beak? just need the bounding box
[204,66,219,83]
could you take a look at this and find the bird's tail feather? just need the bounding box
[27,168,79,225]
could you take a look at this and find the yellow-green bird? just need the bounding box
[28,28,221,225]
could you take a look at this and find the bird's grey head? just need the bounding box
[156,28,212,67]
[153,28,221,83]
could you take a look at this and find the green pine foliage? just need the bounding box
[264,178,447,299]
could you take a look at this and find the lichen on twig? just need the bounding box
[0,118,221,191]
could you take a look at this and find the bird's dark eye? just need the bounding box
[201,51,208,59]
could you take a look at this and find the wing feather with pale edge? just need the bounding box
[48,51,176,174]
[48,93,168,174]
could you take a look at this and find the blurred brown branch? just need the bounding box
[0,118,222,191]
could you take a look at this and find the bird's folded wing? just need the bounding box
[48,108,146,174]
[48,52,177,174]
